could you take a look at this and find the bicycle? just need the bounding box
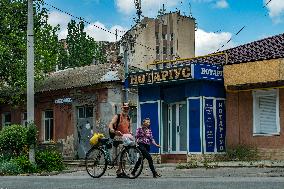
[85,138,144,179]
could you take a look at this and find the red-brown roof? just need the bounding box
[185,33,284,65]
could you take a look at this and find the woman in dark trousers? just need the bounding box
[131,118,161,178]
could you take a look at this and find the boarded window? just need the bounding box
[253,89,280,135]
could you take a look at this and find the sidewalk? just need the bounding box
[64,160,284,168]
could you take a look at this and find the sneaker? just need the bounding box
[153,173,161,178]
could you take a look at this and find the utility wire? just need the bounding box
[44,2,156,51]
[215,0,274,53]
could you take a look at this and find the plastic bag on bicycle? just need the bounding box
[90,133,104,146]
[122,134,135,146]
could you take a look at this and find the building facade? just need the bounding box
[129,62,225,162]
[0,63,138,159]
[121,11,196,69]
[222,33,284,160]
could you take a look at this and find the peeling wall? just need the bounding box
[58,135,75,158]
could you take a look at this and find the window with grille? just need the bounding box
[253,89,280,136]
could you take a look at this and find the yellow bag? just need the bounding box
[90,133,104,145]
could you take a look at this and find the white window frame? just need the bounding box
[43,110,54,142]
[22,112,27,126]
[2,112,11,126]
[253,89,280,136]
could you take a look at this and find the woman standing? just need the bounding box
[131,118,161,178]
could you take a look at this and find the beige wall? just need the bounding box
[224,58,284,87]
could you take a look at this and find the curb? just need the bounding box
[64,161,284,168]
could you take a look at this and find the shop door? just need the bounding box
[169,101,187,153]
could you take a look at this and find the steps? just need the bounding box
[161,154,187,163]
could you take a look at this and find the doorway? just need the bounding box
[168,101,187,154]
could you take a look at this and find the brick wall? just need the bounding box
[226,88,284,160]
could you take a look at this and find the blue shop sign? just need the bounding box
[128,63,223,87]
[194,63,223,81]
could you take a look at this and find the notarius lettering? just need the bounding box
[201,68,223,77]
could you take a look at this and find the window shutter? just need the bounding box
[258,95,277,134]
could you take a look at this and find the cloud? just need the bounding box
[47,11,127,41]
[195,29,235,56]
[193,0,229,9]
[84,22,128,42]
[47,11,71,39]
[215,0,229,9]
[264,0,284,23]
[115,0,185,16]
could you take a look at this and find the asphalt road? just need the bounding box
[1,167,284,189]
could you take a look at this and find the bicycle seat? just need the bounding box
[98,138,109,144]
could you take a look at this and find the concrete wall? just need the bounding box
[0,83,130,159]
[226,89,284,160]
[124,12,195,69]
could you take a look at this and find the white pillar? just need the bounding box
[27,0,34,123]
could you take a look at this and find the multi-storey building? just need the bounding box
[121,11,196,69]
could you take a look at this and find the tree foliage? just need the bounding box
[0,0,60,105]
[0,1,106,106]
[58,20,106,69]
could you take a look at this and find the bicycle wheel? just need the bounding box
[120,146,143,179]
[85,147,107,178]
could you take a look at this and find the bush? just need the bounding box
[226,144,259,161]
[0,160,22,176]
[0,125,27,156]
[0,153,14,163]
[36,150,64,172]
[12,155,37,173]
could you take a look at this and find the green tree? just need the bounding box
[0,0,60,105]
[61,20,106,69]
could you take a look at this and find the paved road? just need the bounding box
[0,167,284,189]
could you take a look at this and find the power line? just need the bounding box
[215,0,274,53]
[43,2,156,52]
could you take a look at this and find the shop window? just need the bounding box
[2,112,11,126]
[253,89,280,136]
[44,110,54,142]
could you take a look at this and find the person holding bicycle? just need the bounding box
[108,102,132,178]
[131,118,161,178]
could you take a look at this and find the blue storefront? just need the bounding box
[128,63,226,159]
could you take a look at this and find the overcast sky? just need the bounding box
[44,0,284,56]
